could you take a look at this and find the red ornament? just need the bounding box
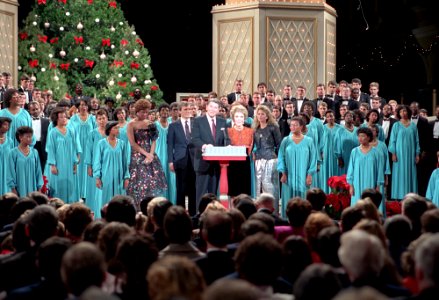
[38,0,46,5]
[102,38,111,47]
[130,62,139,69]
[129,92,134,97]
[84,59,94,68]
[50,37,59,44]
[28,59,39,68]
[49,62,57,69]
[74,36,84,44]
[60,63,70,70]
[37,35,48,43]
[136,38,144,46]
[117,82,127,88]
[120,39,129,46]
[112,60,124,67]
[19,32,28,40]
[58,0,66,4]
[151,85,158,91]
[109,1,117,8]
[87,0,93,3]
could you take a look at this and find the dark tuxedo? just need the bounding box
[194,250,235,285]
[277,118,289,138]
[379,116,397,200]
[414,115,433,196]
[292,98,311,116]
[358,92,370,103]
[339,98,360,111]
[18,86,32,110]
[364,95,387,108]
[31,117,50,170]
[191,115,229,208]
[379,116,397,146]
[312,97,335,118]
[167,118,197,215]
[227,92,242,105]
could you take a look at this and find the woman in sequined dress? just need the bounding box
[252,105,282,212]
[126,99,167,209]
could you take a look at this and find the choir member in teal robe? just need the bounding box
[114,107,131,166]
[0,89,34,147]
[69,99,96,198]
[427,156,439,207]
[155,104,177,204]
[93,122,130,218]
[335,111,358,175]
[84,109,108,214]
[319,110,343,193]
[46,108,82,203]
[362,109,385,142]
[370,124,391,216]
[347,127,384,206]
[7,126,43,197]
[0,117,13,195]
[303,103,324,188]
[278,117,317,217]
[388,105,420,200]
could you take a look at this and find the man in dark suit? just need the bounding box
[313,83,334,118]
[167,101,197,215]
[292,85,312,116]
[18,74,32,110]
[410,101,433,196]
[340,86,360,111]
[29,101,49,170]
[227,79,244,104]
[351,78,370,103]
[194,211,235,285]
[191,99,229,209]
[379,104,397,146]
[273,105,289,138]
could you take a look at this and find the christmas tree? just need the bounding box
[18,0,163,105]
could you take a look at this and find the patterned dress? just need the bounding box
[127,124,167,209]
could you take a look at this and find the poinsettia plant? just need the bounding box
[324,174,351,220]
[386,201,402,217]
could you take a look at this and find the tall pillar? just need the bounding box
[0,0,18,84]
[212,0,336,98]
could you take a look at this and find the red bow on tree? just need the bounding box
[120,39,129,46]
[28,59,39,68]
[50,37,59,44]
[136,38,144,46]
[102,38,111,47]
[19,32,28,40]
[129,92,134,97]
[109,1,117,8]
[118,82,127,88]
[74,36,83,44]
[38,0,46,5]
[58,0,66,4]
[87,0,93,3]
[60,63,70,70]
[151,85,159,91]
[50,62,57,69]
[38,35,48,43]
[113,60,124,67]
[84,59,94,68]
[130,62,139,69]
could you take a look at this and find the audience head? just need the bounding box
[203,278,263,300]
[360,189,383,210]
[26,204,59,245]
[293,264,342,300]
[248,212,275,235]
[61,242,106,297]
[202,211,232,248]
[97,222,134,268]
[340,206,365,232]
[82,220,107,244]
[338,230,386,281]
[282,235,313,284]
[227,208,246,243]
[38,236,72,281]
[241,219,270,238]
[235,233,282,286]
[105,195,136,227]
[384,215,412,247]
[255,193,276,213]
[304,212,335,250]
[63,203,93,241]
[27,191,49,205]
[414,233,439,289]
[402,193,428,239]
[421,208,439,233]
[306,188,326,212]
[163,206,192,244]
[234,194,257,219]
[315,226,342,267]
[147,255,205,300]
[198,193,217,214]
[286,197,313,228]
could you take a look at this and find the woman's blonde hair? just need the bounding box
[230,104,248,120]
[252,104,278,129]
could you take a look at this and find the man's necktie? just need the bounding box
[211,118,216,140]
[185,120,191,141]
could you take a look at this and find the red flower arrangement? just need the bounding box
[324,174,351,220]
[41,175,49,195]
[386,201,402,217]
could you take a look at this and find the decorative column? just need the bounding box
[0,0,18,84]
[212,0,336,98]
